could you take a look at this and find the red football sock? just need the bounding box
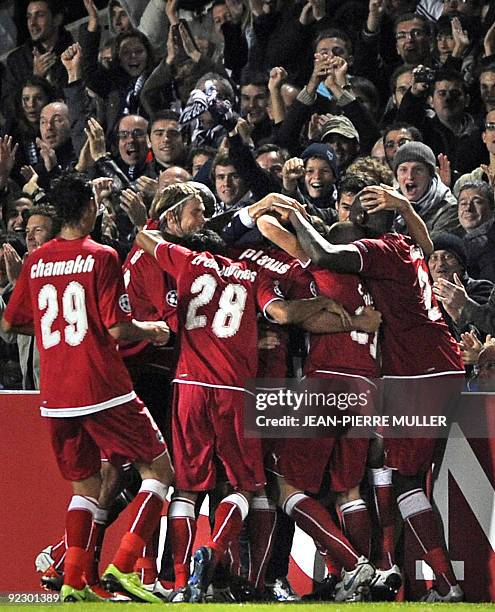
[247,496,277,589]
[222,543,240,577]
[340,499,372,560]
[283,493,359,571]
[135,528,159,585]
[398,488,457,596]
[370,468,396,569]
[64,496,98,590]
[85,508,108,586]
[168,497,197,589]
[113,480,166,574]
[207,494,249,564]
[50,537,66,571]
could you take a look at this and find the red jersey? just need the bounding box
[121,244,178,358]
[352,233,463,376]
[229,245,315,378]
[305,267,379,378]
[154,242,277,390]
[4,237,136,416]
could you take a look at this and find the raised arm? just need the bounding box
[256,213,309,262]
[136,229,165,257]
[277,206,361,273]
[359,184,434,255]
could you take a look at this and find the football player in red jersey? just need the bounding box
[2,171,174,604]
[269,186,465,602]
[256,213,381,601]
[136,223,359,602]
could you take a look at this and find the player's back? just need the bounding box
[229,244,315,378]
[353,233,462,376]
[155,242,259,389]
[307,267,379,378]
[22,236,135,414]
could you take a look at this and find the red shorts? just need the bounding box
[273,372,376,493]
[172,383,265,492]
[330,437,369,492]
[274,437,336,494]
[49,398,167,481]
[382,373,463,475]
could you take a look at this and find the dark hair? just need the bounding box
[149,110,181,134]
[26,204,62,237]
[394,12,430,34]
[314,28,354,54]
[28,0,65,18]
[187,145,217,170]
[178,228,226,255]
[0,233,27,258]
[338,174,373,197]
[255,143,289,162]
[240,71,269,90]
[458,180,495,209]
[390,64,415,93]
[350,76,380,117]
[480,62,495,78]
[382,122,423,145]
[433,68,467,92]
[211,151,236,179]
[112,29,155,74]
[49,171,93,227]
[14,76,57,132]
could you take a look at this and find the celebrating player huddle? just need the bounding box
[2,173,464,603]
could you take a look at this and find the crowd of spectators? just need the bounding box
[0,0,495,386]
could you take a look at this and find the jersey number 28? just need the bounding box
[186,273,247,338]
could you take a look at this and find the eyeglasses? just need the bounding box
[117,128,147,140]
[485,122,495,130]
[396,28,426,40]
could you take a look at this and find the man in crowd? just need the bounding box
[457,181,495,282]
[392,141,462,239]
[428,232,493,340]
[2,0,73,114]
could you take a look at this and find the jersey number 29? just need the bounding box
[39,282,88,349]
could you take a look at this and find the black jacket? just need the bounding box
[464,218,495,284]
[2,28,73,115]
[396,90,488,177]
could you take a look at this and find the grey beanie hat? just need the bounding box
[392,141,436,176]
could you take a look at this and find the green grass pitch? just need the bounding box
[4,604,495,611]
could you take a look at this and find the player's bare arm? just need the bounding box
[271,204,361,273]
[109,319,170,345]
[266,295,352,326]
[359,185,434,256]
[256,214,309,262]
[303,305,382,334]
[135,229,165,258]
